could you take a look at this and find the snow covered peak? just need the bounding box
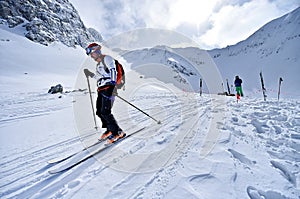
[242,6,299,57]
[210,6,300,58]
[208,7,300,98]
[0,0,103,47]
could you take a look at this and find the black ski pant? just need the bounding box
[96,86,121,136]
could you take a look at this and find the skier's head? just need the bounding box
[86,43,103,62]
[235,75,239,79]
[85,43,102,56]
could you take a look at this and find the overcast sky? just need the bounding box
[69,0,299,50]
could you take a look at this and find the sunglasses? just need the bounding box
[86,47,101,56]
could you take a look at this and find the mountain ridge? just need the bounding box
[209,7,300,58]
[207,6,300,97]
[0,0,102,47]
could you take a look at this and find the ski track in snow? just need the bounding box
[0,89,300,199]
[0,91,70,125]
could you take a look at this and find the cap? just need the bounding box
[85,43,101,55]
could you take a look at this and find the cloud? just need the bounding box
[167,0,216,28]
[198,0,299,48]
[69,0,299,49]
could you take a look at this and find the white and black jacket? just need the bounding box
[92,55,117,88]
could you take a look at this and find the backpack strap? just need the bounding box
[100,55,110,73]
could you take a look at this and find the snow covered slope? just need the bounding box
[0,24,86,93]
[208,7,300,98]
[121,46,223,94]
[0,6,300,199]
[1,82,299,198]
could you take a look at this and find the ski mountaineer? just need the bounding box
[234,75,244,99]
[83,43,125,144]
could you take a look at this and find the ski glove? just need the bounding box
[84,69,95,78]
[112,87,118,96]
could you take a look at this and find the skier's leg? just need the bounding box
[100,94,120,136]
[96,93,107,128]
[236,87,242,96]
[240,87,244,97]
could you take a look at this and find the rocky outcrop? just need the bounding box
[0,0,102,47]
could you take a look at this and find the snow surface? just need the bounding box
[1,23,300,199]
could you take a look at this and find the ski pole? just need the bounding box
[200,78,202,96]
[116,95,161,124]
[86,76,98,130]
[226,79,231,95]
[278,77,283,101]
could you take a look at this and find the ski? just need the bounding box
[48,127,145,174]
[47,137,108,164]
[260,71,267,101]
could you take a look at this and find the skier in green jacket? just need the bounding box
[234,76,243,98]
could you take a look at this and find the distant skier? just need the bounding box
[83,43,125,144]
[234,75,244,99]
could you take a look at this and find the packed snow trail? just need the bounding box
[0,89,212,198]
[48,127,146,174]
[0,89,299,199]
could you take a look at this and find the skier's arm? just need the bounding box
[104,56,117,84]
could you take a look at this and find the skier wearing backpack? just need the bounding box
[234,75,244,98]
[84,43,125,143]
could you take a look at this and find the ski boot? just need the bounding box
[107,131,126,144]
[100,130,112,140]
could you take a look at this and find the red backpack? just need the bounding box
[114,59,125,89]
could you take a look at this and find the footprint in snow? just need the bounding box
[228,149,256,166]
[67,180,80,189]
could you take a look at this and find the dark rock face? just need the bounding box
[0,0,102,47]
[48,84,63,94]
